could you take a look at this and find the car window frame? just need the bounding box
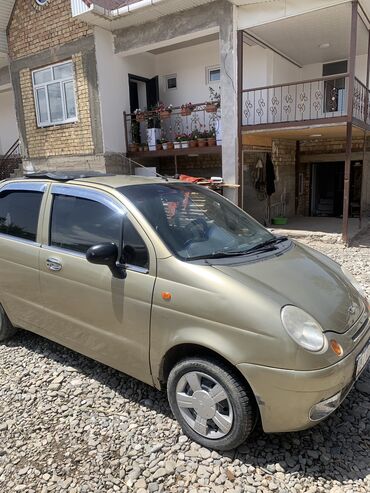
[0,181,48,246]
[46,184,151,274]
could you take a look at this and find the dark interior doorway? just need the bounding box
[128,74,159,113]
[311,161,362,217]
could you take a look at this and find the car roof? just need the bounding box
[11,171,178,189]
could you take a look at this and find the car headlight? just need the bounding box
[341,266,367,299]
[281,305,326,352]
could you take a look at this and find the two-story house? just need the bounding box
[2,0,370,243]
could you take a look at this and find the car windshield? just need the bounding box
[119,183,275,261]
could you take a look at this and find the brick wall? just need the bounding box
[133,154,222,178]
[8,0,92,61]
[19,53,95,159]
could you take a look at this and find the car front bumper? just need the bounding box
[237,328,370,433]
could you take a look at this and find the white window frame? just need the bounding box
[206,65,221,84]
[165,74,177,91]
[32,60,78,128]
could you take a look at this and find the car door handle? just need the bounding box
[47,257,62,272]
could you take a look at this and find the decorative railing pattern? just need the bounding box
[124,103,221,152]
[242,74,350,127]
[353,77,369,122]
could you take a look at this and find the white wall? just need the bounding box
[156,40,220,106]
[0,89,18,155]
[94,27,156,153]
[242,44,272,89]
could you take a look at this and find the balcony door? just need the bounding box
[323,60,348,114]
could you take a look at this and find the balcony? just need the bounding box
[241,75,370,130]
[124,102,222,158]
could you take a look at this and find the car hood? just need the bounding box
[211,242,363,333]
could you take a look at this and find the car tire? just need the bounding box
[167,357,256,451]
[0,305,17,342]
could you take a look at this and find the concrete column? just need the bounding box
[219,2,239,203]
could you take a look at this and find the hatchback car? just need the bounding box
[0,172,369,450]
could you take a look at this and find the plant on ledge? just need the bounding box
[181,102,195,117]
[134,108,146,122]
[156,102,173,119]
[206,87,221,113]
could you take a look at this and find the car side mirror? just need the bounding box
[86,243,127,279]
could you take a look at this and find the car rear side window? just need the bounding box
[50,194,149,269]
[0,190,43,242]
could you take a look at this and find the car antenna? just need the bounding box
[126,157,169,181]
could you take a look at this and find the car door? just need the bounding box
[0,181,47,329]
[39,184,156,385]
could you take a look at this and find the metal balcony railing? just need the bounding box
[124,102,221,153]
[241,74,352,127]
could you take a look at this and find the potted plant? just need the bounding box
[156,139,162,151]
[181,134,190,149]
[156,102,173,120]
[206,87,221,113]
[134,108,146,122]
[167,141,174,150]
[197,130,209,147]
[161,138,169,151]
[181,102,195,117]
[189,129,199,148]
[207,127,216,147]
[174,135,182,149]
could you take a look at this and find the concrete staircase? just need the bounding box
[0,140,22,180]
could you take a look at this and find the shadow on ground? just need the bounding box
[6,330,370,484]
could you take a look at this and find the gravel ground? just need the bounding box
[0,230,369,493]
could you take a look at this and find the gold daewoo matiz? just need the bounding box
[0,172,369,450]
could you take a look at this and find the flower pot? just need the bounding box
[167,142,174,150]
[156,144,162,151]
[174,142,181,149]
[128,143,139,152]
[159,110,171,120]
[189,140,197,148]
[207,138,216,147]
[181,108,192,117]
[162,143,168,150]
[181,141,189,149]
[206,103,218,113]
[135,114,145,122]
[197,138,208,147]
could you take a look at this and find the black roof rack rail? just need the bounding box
[24,171,112,182]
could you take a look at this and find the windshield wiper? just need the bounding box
[186,236,289,261]
[187,251,248,261]
[245,235,289,253]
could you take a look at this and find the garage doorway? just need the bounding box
[311,161,362,217]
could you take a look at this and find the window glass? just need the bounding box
[32,61,77,126]
[122,216,149,269]
[50,194,149,269]
[33,68,52,85]
[53,63,73,80]
[209,69,221,82]
[48,83,64,122]
[0,190,43,242]
[166,76,177,90]
[120,184,273,261]
[50,195,122,254]
[64,81,76,119]
[36,88,48,124]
